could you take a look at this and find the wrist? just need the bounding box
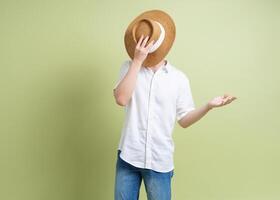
[206,102,213,111]
[132,58,143,66]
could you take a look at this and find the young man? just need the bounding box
[113,10,237,200]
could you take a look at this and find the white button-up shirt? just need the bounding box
[113,59,195,172]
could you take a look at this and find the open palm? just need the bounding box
[208,94,237,109]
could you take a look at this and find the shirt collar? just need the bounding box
[146,60,171,73]
[158,60,172,73]
[163,60,171,73]
[141,59,172,73]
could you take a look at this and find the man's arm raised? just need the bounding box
[113,35,154,106]
[113,59,142,106]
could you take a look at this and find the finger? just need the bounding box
[136,35,144,48]
[223,93,229,98]
[225,96,232,102]
[141,35,149,48]
[228,96,237,101]
[224,99,231,105]
[229,96,235,101]
[228,99,234,104]
[228,97,237,103]
[222,96,230,104]
[225,99,233,105]
[226,96,235,104]
[145,40,155,50]
[140,35,149,48]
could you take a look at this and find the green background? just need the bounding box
[0,0,279,199]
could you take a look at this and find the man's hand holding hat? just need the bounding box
[133,35,154,64]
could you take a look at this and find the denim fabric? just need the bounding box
[114,150,174,200]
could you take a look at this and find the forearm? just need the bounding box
[179,103,213,128]
[114,59,142,106]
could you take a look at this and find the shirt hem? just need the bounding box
[118,149,175,173]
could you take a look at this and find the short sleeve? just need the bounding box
[113,60,131,90]
[176,73,196,121]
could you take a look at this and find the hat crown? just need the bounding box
[124,10,176,67]
[132,18,161,46]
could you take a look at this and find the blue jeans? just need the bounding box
[114,150,174,200]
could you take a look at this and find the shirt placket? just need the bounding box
[145,69,158,168]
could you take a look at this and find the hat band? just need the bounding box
[148,21,165,53]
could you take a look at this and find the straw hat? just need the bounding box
[124,9,176,67]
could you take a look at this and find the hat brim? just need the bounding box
[124,10,176,67]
